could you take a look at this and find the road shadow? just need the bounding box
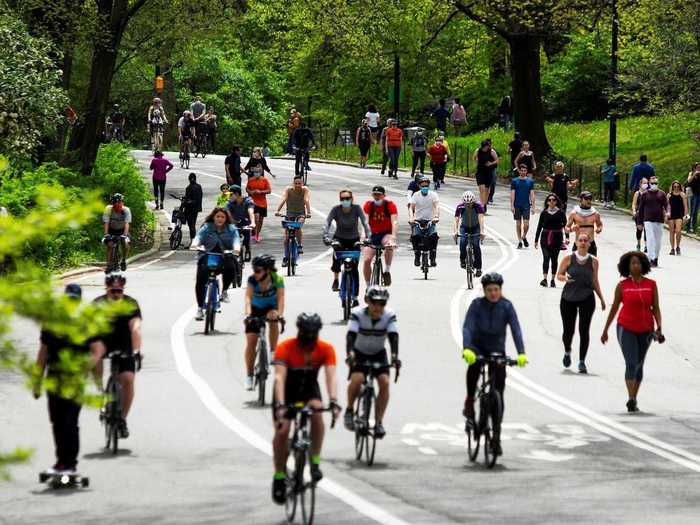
[337,459,399,472]
[462,462,514,473]
[616,411,658,418]
[329,320,348,326]
[560,369,600,377]
[242,400,268,410]
[190,330,238,337]
[31,487,92,497]
[83,448,134,460]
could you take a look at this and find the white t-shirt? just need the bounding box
[410,191,439,221]
[365,111,380,128]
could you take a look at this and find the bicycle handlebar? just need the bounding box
[476,354,518,367]
[348,358,401,383]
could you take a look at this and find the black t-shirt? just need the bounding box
[40,330,88,377]
[92,294,142,354]
[551,173,571,199]
[293,128,315,149]
[433,107,449,128]
[509,139,523,165]
[688,174,700,195]
[358,127,371,143]
[225,153,241,175]
[111,111,124,124]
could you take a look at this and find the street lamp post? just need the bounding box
[393,53,400,124]
[608,0,619,164]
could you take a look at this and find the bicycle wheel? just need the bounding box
[301,462,316,525]
[294,449,308,521]
[353,396,365,460]
[169,226,182,250]
[236,255,244,288]
[108,378,120,455]
[286,238,293,277]
[103,377,115,451]
[204,282,217,334]
[364,390,377,466]
[285,473,297,523]
[466,244,474,290]
[291,239,298,276]
[484,389,503,469]
[422,251,429,280]
[466,395,482,462]
[256,340,268,406]
[342,272,352,321]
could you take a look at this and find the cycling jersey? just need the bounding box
[273,337,336,403]
[103,205,132,231]
[455,202,484,233]
[248,272,284,309]
[347,307,398,355]
[92,294,141,355]
[226,197,254,225]
[292,127,315,149]
[178,117,195,136]
[194,223,240,252]
[462,297,525,356]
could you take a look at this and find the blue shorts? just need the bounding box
[369,232,392,247]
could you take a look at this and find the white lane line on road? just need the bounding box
[71,250,177,282]
[418,447,438,456]
[450,222,700,473]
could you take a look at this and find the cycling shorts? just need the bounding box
[350,349,390,377]
[246,306,275,333]
[271,377,322,420]
[107,352,136,374]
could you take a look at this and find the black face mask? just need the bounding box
[298,331,319,345]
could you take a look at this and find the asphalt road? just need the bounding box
[2,151,700,524]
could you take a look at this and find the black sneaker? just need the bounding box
[626,399,639,413]
[119,419,129,439]
[578,361,588,374]
[383,271,392,286]
[282,257,288,267]
[429,257,437,267]
[540,279,547,287]
[272,477,286,505]
[309,463,323,482]
[332,278,339,292]
[517,241,523,249]
[669,249,675,256]
[550,279,556,288]
[491,440,503,456]
[414,253,421,267]
[676,247,681,255]
[460,259,466,269]
[522,238,529,248]
[374,423,386,439]
[563,352,572,368]
[475,269,482,277]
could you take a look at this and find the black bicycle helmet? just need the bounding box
[105,274,126,287]
[418,175,430,185]
[110,193,124,204]
[365,285,389,304]
[251,254,275,271]
[480,272,504,287]
[579,190,593,199]
[296,312,323,332]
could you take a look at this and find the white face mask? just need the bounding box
[641,183,649,190]
[650,183,658,190]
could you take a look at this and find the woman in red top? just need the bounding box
[601,251,663,413]
[427,137,448,189]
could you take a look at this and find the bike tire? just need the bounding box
[286,238,293,277]
[343,273,352,321]
[291,239,297,276]
[109,377,120,455]
[422,252,429,280]
[467,244,474,290]
[466,395,482,462]
[485,389,503,469]
[301,467,316,525]
[365,390,377,467]
[257,340,268,406]
[204,283,216,334]
[285,477,297,523]
[103,377,115,451]
[353,396,365,460]
[236,255,244,288]
[294,449,307,521]
[169,227,182,250]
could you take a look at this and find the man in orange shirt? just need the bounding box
[271,313,341,504]
[384,120,403,179]
[246,170,272,241]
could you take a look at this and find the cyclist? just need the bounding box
[565,191,603,256]
[274,176,311,266]
[271,313,340,503]
[33,284,106,475]
[344,286,399,438]
[102,193,131,273]
[190,95,207,136]
[178,110,196,158]
[292,122,316,176]
[244,147,274,178]
[147,97,168,141]
[323,189,371,300]
[408,176,440,267]
[245,255,284,391]
[108,104,125,142]
[245,165,272,242]
[190,207,241,318]
[363,186,398,286]
[225,185,256,260]
[454,191,485,275]
[93,274,142,439]
[462,272,528,456]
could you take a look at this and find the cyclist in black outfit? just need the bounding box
[292,122,316,176]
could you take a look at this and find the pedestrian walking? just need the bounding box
[427,136,449,190]
[629,154,655,193]
[685,163,700,232]
[508,132,523,171]
[245,167,272,241]
[498,95,513,131]
[432,99,450,134]
[385,120,403,179]
[450,98,467,136]
[149,150,173,210]
[545,161,577,212]
[535,193,566,288]
[365,104,381,141]
[556,231,606,374]
[474,140,498,210]
[601,158,619,208]
[487,138,498,205]
[410,129,427,176]
[205,108,217,151]
[184,172,203,245]
[379,118,391,175]
[355,119,372,168]
[631,178,649,251]
[286,108,301,154]
[601,251,663,413]
[514,140,536,175]
[225,145,242,187]
[637,175,668,267]
[666,180,688,255]
[510,164,535,248]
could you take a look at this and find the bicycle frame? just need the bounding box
[283,219,303,276]
[334,246,361,320]
[415,220,435,279]
[367,243,385,286]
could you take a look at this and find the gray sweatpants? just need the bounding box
[617,324,652,382]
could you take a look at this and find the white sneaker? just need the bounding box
[245,375,254,391]
[195,308,205,321]
[221,291,229,303]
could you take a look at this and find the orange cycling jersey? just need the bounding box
[274,338,336,369]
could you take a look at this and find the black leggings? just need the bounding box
[412,151,426,174]
[195,256,236,307]
[560,295,596,361]
[48,393,82,469]
[185,211,198,240]
[466,363,506,412]
[153,177,166,205]
[541,245,561,275]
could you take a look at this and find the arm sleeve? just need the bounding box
[149,159,155,170]
[508,303,526,354]
[262,158,271,173]
[534,211,544,243]
[243,159,251,171]
[462,301,478,351]
[347,312,360,334]
[346,332,357,356]
[388,332,399,356]
[194,224,206,243]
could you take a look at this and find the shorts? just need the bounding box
[107,352,136,374]
[271,376,323,420]
[368,231,393,247]
[513,207,531,220]
[107,228,125,237]
[359,141,371,156]
[246,305,275,333]
[476,171,493,187]
[369,126,379,135]
[253,205,267,218]
[350,350,390,377]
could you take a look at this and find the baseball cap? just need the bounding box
[372,185,386,194]
[64,283,82,299]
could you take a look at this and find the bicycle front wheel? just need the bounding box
[256,340,268,406]
[364,390,377,466]
[204,283,217,334]
[483,390,503,469]
[169,227,182,250]
[353,396,365,460]
[301,451,316,525]
[466,245,474,290]
[236,255,244,288]
[466,395,482,462]
[422,252,429,280]
[342,273,353,321]
[285,476,297,523]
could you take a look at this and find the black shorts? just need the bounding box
[246,305,275,333]
[369,126,379,135]
[513,207,531,221]
[350,350,390,377]
[271,375,323,420]
[107,352,136,374]
[359,141,371,156]
[107,228,125,237]
[476,171,493,187]
[253,205,268,218]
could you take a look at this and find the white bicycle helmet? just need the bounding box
[461,191,476,204]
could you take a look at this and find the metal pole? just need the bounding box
[394,53,400,124]
[608,0,619,164]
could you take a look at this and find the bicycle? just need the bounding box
[179,138,191,169]
[351,360,400,467]
[151,122,165,152]
[248,316,285,406]
[277,214,309,276]
[465,353,517,469]
[455,232,478,290]
[104,234,127,274]
[284,402,337,525]
[169,194,187,250]
[293,146,314,185]
[233,223,253,288]
[193,128,208,158]
[413,219,436,280]
[198,250,236,334]
[100,350,141,455]
[330,241,361,321]
[366,242,386,286]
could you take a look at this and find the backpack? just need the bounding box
[413,134,425,149]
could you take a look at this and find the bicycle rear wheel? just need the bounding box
[353,396,365,460]
[256,340,268,406]
[364,390,377,466]
[466,395,482,462]
[483,390,502,468]
[169,226,182,250]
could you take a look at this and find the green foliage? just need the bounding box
[0,11,67,160]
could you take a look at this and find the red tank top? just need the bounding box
[617,277,656,333]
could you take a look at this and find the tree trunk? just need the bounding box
[509,34,552,158]
[488,35,508,82]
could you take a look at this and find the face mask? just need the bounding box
[254,173,261,178]
[641,183,649,190]
[298,332,318,345]
[340,199,352,208]
[420,187,429,195]
[650,183,658,190]
[373,198,384,205]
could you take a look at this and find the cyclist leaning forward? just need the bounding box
[190,207,241,320]
[244,254,285,391]
[275,175,311,266]
[344,286,400,439]
[271,313,341,504]
[225,185,256,261]
[453,191,485,276]
[462,273,528,455]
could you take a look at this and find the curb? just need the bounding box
[59,209,166,280]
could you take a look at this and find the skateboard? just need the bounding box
[39,471,89,488]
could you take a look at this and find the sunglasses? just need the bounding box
[108,288,124,294]
[547,198,557,202]
[340,196,352,201]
